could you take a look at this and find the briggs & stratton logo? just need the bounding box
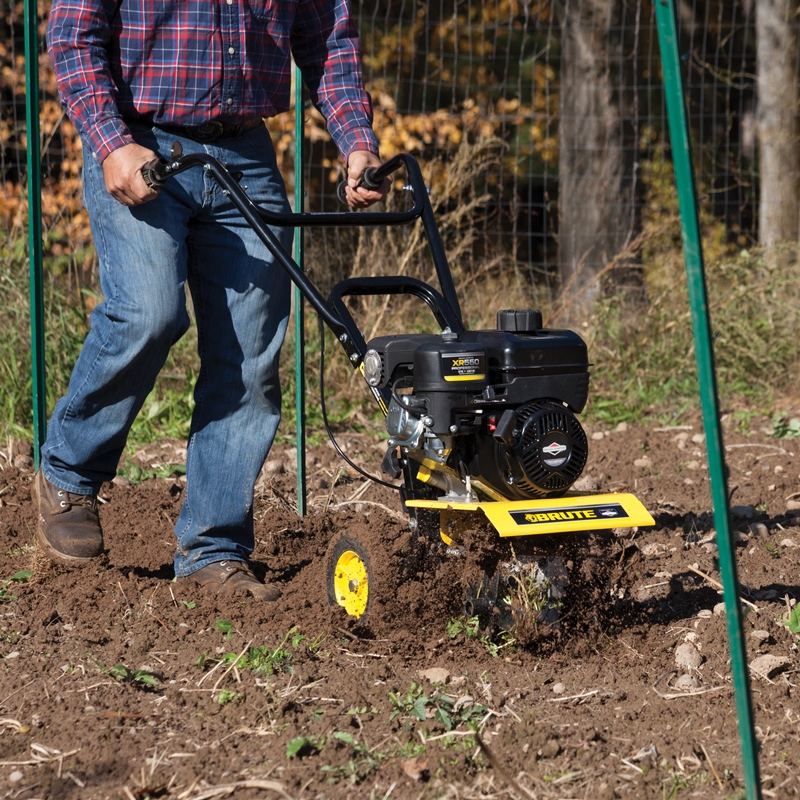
[542,441,568,457]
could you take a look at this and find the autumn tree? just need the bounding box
[756,0,800,246]
[554,0,642,320]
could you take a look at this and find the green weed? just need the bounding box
[0,570,32,602]
[106,663,161,690]
[116,460,186,483]
[286,735,324,759]
[389,681,487,732]
[217,688,242,705]
[320,730,385,785]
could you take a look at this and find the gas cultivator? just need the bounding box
[144,146,654,634]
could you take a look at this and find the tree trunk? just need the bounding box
[557,0,641,322]
[757,0,800,246]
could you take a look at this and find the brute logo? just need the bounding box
[510,503,629,526]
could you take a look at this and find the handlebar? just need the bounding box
[136,145,462,344]
[335,164,388,205]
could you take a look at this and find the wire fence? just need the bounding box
[1,0,796,321]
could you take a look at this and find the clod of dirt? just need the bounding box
[419,667,449,684]
[675,640,703,672]
[673,674,702,692]
[750,653,790,678]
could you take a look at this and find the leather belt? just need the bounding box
[148,118,264,143]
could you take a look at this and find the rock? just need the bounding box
[748,522,769,538]
[112,475,133,486]
[673,674,701,692]
[262,459,285,475]
[750,630,771,645]
[640,542,666,556]
[615,422,628,433]
[540,739,561,759]
[419,667,450,685]
[675,641,703,672]
[572,475,600,492]
[9,771,23,783]
[713,602,726,616]
[634,456,652,468]
[552,682,566,695]
[786,500,800,512]
[749,654,790,678]
[691,433,706,444]
[591,431,605,441]
[12,455,33,472]
[696,609,713,620]
[780,538,799,548]
[685,460,701,470]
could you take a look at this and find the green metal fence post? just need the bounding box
[293,65,307,515]
[655,2,761,798]
[24,0,47,468]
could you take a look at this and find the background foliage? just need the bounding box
[1,0,799,446]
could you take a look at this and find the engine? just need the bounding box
[363,309,591,502]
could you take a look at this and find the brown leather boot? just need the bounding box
[34,472,104,564]
[185,561,281,601]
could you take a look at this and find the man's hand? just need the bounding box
[343,150,391,209]
[102,143,160,206]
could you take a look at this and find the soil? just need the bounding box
[1,412,799,800]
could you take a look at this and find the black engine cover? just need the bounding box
[470,399,588,500]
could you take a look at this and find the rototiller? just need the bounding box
[144,145,654,630]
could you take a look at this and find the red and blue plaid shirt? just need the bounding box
[47,0,379,164]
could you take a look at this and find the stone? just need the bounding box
[675,641,703,672]
[749,654,790,678]
[419,667,450,685]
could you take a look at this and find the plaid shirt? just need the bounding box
[47,0,379,164]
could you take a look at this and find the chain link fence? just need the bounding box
[1,0,796,322]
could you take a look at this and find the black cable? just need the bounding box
[317,316,401,492]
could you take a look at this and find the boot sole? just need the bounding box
[34,522,102,566]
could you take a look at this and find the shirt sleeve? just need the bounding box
[291,0,379,162]
[47,0,134,164]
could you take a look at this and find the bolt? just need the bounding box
[349,353,358,362]
[339,333,348,342]
[449,424,458,433]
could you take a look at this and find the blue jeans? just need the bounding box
[41,123,293,577]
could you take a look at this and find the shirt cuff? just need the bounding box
[86,118,136,164]
[337,126,380,163]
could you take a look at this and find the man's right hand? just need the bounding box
[102,143,160,206]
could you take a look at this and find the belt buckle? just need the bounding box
[192,121,224,142]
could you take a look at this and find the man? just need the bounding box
[39,0,388,600]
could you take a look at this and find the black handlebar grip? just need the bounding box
[336,166,386,205]
[141,158,169,190]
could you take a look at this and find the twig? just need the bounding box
[652,671,730,700]
[475,733,538,799]
[687,565,759,611]
[185,779,293,800]
[546,689,598,703]
[699,742,724,789]
[212,640,252,694]
[327,500,407,522]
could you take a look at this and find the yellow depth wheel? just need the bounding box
[326,534,374,620]
[332,549,369,618]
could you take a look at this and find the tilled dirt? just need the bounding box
[0,412,799,799]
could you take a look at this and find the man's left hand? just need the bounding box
[344,150,391,209]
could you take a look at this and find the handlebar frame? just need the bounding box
[141,148,465,412]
